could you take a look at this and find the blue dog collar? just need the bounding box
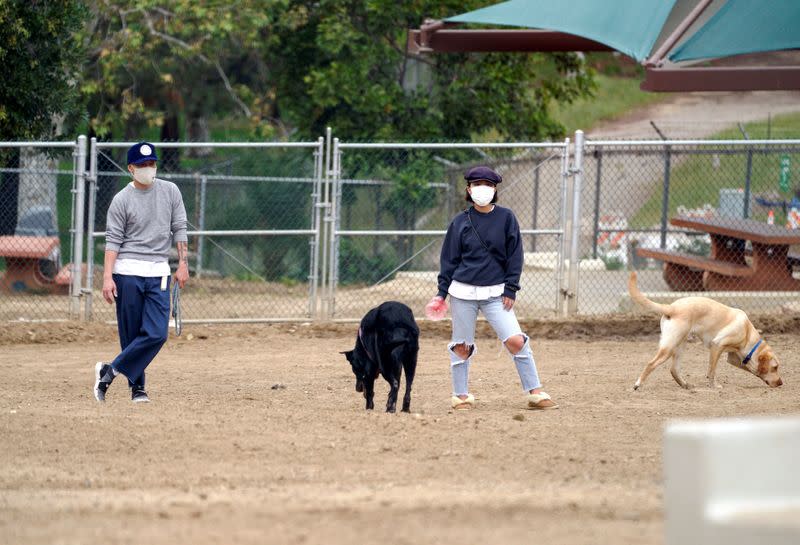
[742,339,762,366]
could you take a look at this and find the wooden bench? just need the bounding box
[0,235,71,294]
[637,247,753,291]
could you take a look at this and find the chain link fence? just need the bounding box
[86,140,324,322]
[0,141,83,320]
[579,139,800,315]
[326,141,570,320]
[3,134,799,322]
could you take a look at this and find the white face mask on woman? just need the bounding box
[470,185,495,206]
[132,166,157,186]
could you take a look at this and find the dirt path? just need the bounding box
[1,323,798,544]
[589,90,800,140]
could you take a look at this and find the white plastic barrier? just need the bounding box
[664,417,800,545]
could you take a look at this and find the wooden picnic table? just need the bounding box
[638,215,800,292]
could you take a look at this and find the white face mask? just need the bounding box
[132,166,157,186]
[470,185,495,206]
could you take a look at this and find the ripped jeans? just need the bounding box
[448,295,541,396]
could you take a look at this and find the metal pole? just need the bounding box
[591,148,603,259]
[320,127,332,318]
[70,135,87,318]
[328,138,341,319]
[84,137,98,320]
[556,138,570,316]
[644,0,714,66]
[660,148,672,249]
[567,130,585,316]
[197,175,207,277]
[650,122,672,249]
[531,153,540,252]
[739,123,753,219]
[309,137,324,319]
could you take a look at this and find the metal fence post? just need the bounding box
[327,138,341,319]
[70,135,87,318]
[531,153,540,252]
[196,174,207,277]
[591,148,603,259]
[567,130,585,316]
[739,124,753,218]
[556,138,570,317]
[309,136,324,319]
[320,127,333,319]
[660,146,672,249]
[84,137,98,320]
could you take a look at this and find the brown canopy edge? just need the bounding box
[642,66,800,92]
[408,28,613,55]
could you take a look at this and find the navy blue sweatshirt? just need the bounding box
[437,205,523,300]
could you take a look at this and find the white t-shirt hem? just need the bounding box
[113,258,170,277]
[448,280,504,300]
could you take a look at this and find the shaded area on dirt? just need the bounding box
[3,313,799,346]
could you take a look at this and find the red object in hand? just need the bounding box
[425,296,448,321]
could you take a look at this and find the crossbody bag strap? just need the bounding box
[465,208,491,252]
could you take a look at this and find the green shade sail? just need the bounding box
[670,0,800,62]
[445,0,679,62]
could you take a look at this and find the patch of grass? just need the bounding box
[630,112,800,228]
[551,74,665,136]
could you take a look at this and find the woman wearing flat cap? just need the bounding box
[429,165,558,411]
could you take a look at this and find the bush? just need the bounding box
[337,238,397,285]
[601,255,625,270]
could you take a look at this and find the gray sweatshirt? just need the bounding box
[105,179,188,262]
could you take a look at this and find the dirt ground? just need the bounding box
[1,319,799,545]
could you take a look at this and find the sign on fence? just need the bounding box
[779,154,791,193]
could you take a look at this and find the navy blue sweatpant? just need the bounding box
[111,274,170,388]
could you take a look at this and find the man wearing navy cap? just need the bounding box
[93,142,189,403]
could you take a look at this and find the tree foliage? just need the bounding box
[0,0,87,140]
[266,0,595,141]
[80,1,280,138]
[79,1,595,142]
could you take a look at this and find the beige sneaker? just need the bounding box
[526,392,559,410]
[451,394,475,410]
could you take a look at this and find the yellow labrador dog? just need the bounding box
[628,272,783,390]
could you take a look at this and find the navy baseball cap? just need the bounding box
[464,165,502,184]
[127,142,158,165]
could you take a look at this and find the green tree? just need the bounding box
[0,0,87,140]
[266,0,595,142]
[80,2,279,142]
[0,1,87,236]
[260,1,594,282]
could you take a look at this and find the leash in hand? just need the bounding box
[171,282,182,336]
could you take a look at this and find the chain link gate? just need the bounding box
[579,138,800,314]
[85,139,324,322]
[323,138,573,321]
[0,139,86,320]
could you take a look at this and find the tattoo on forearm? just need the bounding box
[177,242,188,266]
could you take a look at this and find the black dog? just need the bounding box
[342,301,419,413]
